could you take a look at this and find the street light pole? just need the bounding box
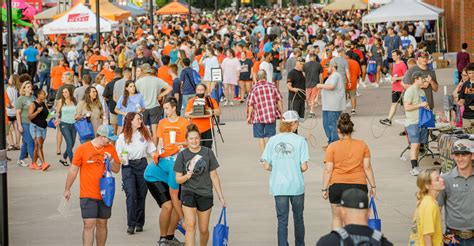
[96,0,100,48]
[5,0,14,77]
[188,0,192,30]
[149,0,153,36]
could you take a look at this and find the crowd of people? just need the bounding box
[3,3,474,246]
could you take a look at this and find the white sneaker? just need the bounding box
[17,160,28,167]
[356,92,361,97]
[410,167,420,176]
[360,81,368,88]
[229,101,234,106]
[223,100,228,106]
[372,83,379,88]
[158,238,169,246]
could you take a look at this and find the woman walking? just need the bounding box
[409,169,445,246]
[261,111,309,246]
[55,87,77,166]
[115,112,156,235]
[174,124,226,246]
[15,81,36,167]
[200,47,220,94]
[322,113,376,229]
[221,49,241,106]
[6,74,21,151]
[75,86,104,142]
[27,89,50,171]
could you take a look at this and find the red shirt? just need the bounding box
[392,61,408,92]
[247,81,282,124]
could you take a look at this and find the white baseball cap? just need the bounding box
[282,111,299,122]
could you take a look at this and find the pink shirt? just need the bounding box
[392,61,408,92]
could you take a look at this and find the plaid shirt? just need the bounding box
[247,81,282,124]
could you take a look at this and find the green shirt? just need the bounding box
[403,86,426,126]
[15,95,34,123]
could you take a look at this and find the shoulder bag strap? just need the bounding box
[184,71,197,90]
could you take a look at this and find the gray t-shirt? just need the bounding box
[331,56,348,82]
[135,76,170,109]
[286,57,297,73]
[73,86,87,102]
[403,65,437,109]
[113,78,127,102]
[173,147,219,197]
[15,95,34,123]
[321,72,345,112]
[39,55,51,73]
[303,61,323,88]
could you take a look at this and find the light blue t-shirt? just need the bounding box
[116,94,145,113]
[261,133,309,196]
[144,155,179,190]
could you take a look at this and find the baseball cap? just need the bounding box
[418,51,430,58]
[97,125,118,141]
[340,188,369,209]
[452,139,473,154]
[282,110,299,122]
[344,40,352,48]
[412,71,428,80]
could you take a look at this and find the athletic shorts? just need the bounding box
[80,198,112,219]
[146,181,171,207]
[406,124,428,144]
[329,183,368,204]
[29,123,47,139]
[143,106,162,125]
[346,89,356,99]
[7,116,16,122]
[181,190,213,212]
[306,87,319,104]
[253,122,276,138]
[391,91,402,103]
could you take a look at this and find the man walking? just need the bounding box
[247,70,283,152]
[438,139,474,246]
[458,63,474,127]
[23,42,39,82]
[63,125,121,246]
[287,58,306,120]
[303,53,323,117]
[317,60,345,147]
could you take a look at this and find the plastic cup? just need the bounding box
[122,151,129,165]
[170,131,176,144]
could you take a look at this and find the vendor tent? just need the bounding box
[35,6,59,20]
[324,0,367,11]
[43,3,113,34]
[113,2,146,17]
[362,0,443,23]
[156,1,189,15]
[53,0,131,21]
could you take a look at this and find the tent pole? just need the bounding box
[149,0,153,35]
[436,18,440,52]
[96,0,100,48]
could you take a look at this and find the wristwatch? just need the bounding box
[321,188,328,192]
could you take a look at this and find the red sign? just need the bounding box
[68,13,89,23]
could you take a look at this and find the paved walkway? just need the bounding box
[6,68,456,245]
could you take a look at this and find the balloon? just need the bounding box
[1,8,33,27]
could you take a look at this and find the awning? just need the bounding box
[53,0,131,21]
[324,0,368,10]
[156,1,189,15]
[362,0,443,23]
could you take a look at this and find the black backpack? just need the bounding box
[332,228,382,246]
[17,61,28,75]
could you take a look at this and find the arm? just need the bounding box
[109,158,121,173]
[261,161,272,171]
[404,100,428,112]
[423,235,434,246]
[316,83,335,90]
[169,188,184,220]
[322,161,333,191]
[175,172,192,184]
[16,109,23,132]
[27,103,41,120]
[158,86,172,101]
[429,77,439,92]
[363,157,376,197]
[246,105,253,124]
[210,170,226,207]
[63,165,80,200]
[301,161,308,172]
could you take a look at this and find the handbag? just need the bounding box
[74,118,95,142]
[367,59,377,75]
[212,207,229,246]
[99,157,115,207]
[368,197,381,231]
[47,118,56,129]
[419,96,435,128]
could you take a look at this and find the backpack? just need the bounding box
[17,61,28,75]
[333,228,383,246]
[192,69,201,85]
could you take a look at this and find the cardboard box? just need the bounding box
[436,60,449,69]
[432,52,444,61]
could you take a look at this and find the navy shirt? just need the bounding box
[179,67,196,95]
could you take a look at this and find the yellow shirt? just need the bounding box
[409,195,443,246]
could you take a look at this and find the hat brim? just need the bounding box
[107,135,119,141]
[451,150,472,155]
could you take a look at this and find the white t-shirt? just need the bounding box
[259,61,274,83]
[115,131,156,160]
[202,56,219,82]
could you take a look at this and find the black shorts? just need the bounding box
[387,57,394,63]
[328,183,368,204]
[80,198,112,219]
[181,190,213,212]
[7,116,16,122]
[142,105,162,125]
[391,91,402,103]
[146,181,171,207]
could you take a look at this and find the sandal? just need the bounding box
[13,145,20,150]
[7,145,15,151]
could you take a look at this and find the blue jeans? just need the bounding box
[322,111,342,144]
[274,194,305,246]
[38,71,50,92]
[60,122,76,162]
[19,123,35,161]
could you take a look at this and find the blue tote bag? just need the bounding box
[74,118,95,142]
[213,207,229,246]
[368,197,381,231]
[419,96,435,128]
[367,59,377,75]
[100,157,115,207]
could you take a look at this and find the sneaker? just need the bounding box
[229,101,234,106]
[59,159,70,166]
[29,163,41,170]
[168,237,184,245]
[356,92,361,97]
[157,238,169,246]
[17,160,28,167]
[223,100,228,106]
[135,226,143,232]
[234,96,241,101]
[351,109,356,115]
[410,167,420,176]
[41,162,50,171]
[372,83,379,88]
[360,81,368,88]
[379,119,392,126]
[127,226,135,235]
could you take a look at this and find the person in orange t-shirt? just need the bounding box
[157,56,173,87]
[252,58,262,83]
[157,97,189,149]
[63,125,121,245]
[88,51,107,72]
[51,59,73,91]
[184,84,221,149]
[322,113,376,229]
[162,44,172,57]
[345,54,361,115]
[99,61,115,83]
[320,49,333,82]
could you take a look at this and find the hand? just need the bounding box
[246,117,251,124]
[370,187,376,198]
[104,152,112,159]
[64,190,71,201]
[185,172,193,181]
[18,125,23,133]
[219,197,226,207]
[419,101,429,109]
[426,75,432,83]
[54,119,60,127]
[322,191,328,200]
[36,106,44,112]
[348,82,352,88]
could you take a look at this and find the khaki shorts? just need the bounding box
[347,89,357,99]
[462,118,474,127]
[109,113,118,125]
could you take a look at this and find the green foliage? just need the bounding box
[156,0,168,7]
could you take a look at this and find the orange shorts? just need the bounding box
[306,87,319,104]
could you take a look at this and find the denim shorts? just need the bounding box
[29,123,47,139]
[406,124,428,144]
[253,122,276,138]
[273,72,282,81]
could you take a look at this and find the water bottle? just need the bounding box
[136,103,141,113]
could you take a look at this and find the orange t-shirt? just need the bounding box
[4,93,10,124]
[72,142,120,200]
[217,54,226,64]
[185,97,220,133]
[321,58,331,80]
[346,59,361,90]
[157,117,189,147]
[100,68,115,83]
[162,45,172,56]
[88,55,107,72]
[252,60,262,74]
[157,66,173,87]
[51,65,73,91]
[194,54,205,77]
[324,138,370,185]
[136,28,144,39]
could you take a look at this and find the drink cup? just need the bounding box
[122,150,129,165]
[170,131,176,144]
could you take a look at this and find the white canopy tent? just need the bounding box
[42,4,115,34]
[368,0,392,4]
